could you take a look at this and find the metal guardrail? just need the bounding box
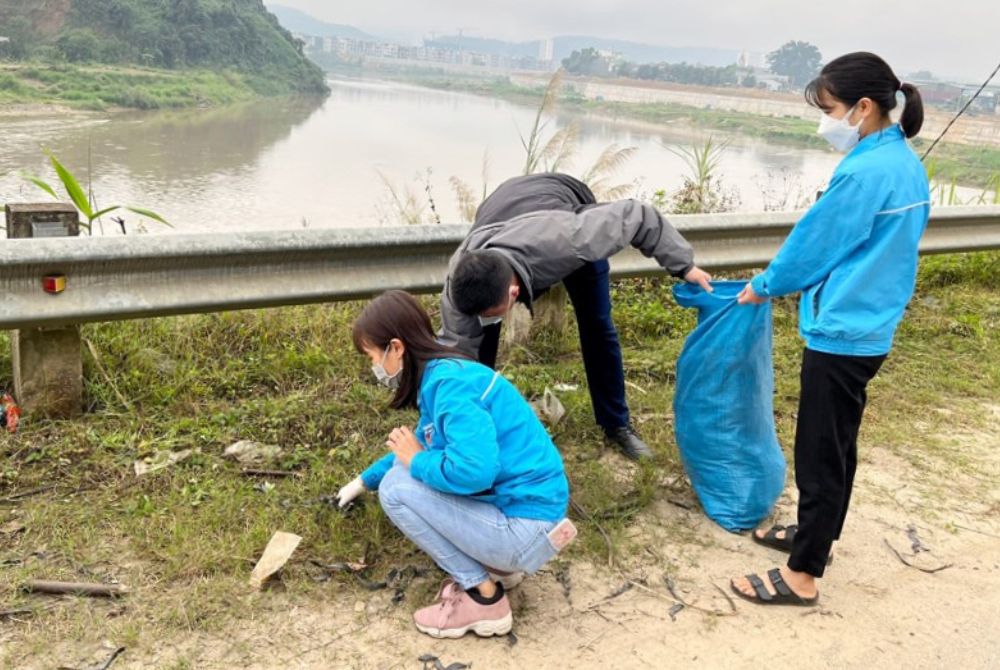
[2,206,1000,331]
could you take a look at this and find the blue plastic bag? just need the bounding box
[672,281,786,531]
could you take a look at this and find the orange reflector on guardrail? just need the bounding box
[42,274,66,294]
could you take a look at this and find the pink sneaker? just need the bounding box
[413,582,512,639]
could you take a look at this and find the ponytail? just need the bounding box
[898,81,924,138]
[806,52,925,139]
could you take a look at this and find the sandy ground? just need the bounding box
[4,404,999,670]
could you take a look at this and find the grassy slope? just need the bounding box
[0,252,997,654]
[0,63,263,110]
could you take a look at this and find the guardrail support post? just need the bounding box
[5,204,83,419]
[503,284,568,348]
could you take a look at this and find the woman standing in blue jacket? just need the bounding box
[732,52,931,606]
[334,290,574,637]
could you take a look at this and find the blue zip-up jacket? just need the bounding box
[361,359,569,522]
[750,124,931,356]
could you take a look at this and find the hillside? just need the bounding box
[265,4,377,41]
[0,0,327,96]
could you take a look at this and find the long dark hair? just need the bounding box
[352,290,470,410]
[805,51,924,139]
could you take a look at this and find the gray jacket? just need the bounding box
[439,199,695,358]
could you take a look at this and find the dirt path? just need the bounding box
[6,406,1000,670]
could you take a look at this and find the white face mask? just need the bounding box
[817,105,862,153]
[372,345,402,390]
[477,289,517,328]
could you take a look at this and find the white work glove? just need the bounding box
[335,476,366,509]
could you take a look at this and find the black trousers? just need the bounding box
[788,348,886,578]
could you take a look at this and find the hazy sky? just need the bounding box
[269,0,998,82]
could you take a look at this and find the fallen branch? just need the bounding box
[1,486,56,504]
[953,524,1000,540]
[883,539,954,574]
[578,628,608,652]
[0,607,34,619]
[624,380,648,395]
[0,551,47,567]
[86,646,126,670]
[585,582,634,610]
[570,497,615,568]
[22,580,128,598]
[663,575,737,617]
[241,469,303,479]
[712,583,738,614]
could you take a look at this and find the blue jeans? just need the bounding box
[378,464,559,590]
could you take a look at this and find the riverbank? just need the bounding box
[359,67,1000,193]
[0,62,327,112]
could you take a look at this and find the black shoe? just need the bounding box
[604,425,653,461]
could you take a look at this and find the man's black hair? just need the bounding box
[450,250,514,316]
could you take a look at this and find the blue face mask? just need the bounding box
[371,345,402,389]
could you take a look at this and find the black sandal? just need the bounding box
[730,568,819,607]
[752,524,833,565]
[752,524,797,552]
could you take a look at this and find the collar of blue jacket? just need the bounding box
[848,123,906,157]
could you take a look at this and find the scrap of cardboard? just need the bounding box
[249,531,302,589]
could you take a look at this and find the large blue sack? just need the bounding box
[672,281,786,531]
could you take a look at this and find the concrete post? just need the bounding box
[502,284,569,348]
[5,203,83,419]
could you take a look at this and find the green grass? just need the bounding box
[0,62,323,111]
[404,75,1000,191]
[0,252,998,658]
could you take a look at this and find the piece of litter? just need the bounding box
[608,582,633,600]
[310,559,368,574]
[530,388,566,426]
[81,644,126,670]
[506,631,519,647]
[668,603,685,621]
[133,449,193,477]
[907,525,931,554]
[1,393,21,434]
[224,440,283,465]
[418,655,469,670]
[553,383,578,392]
[418,655,439,670]
[249,531,302,590]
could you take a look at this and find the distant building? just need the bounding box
[299,33,550,72]
[755,72,791,92]
[913,80,1000,114]
[737,50,766,69]
[538,38,554,62]
[735,50,788,91]
[917,81,964,108]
